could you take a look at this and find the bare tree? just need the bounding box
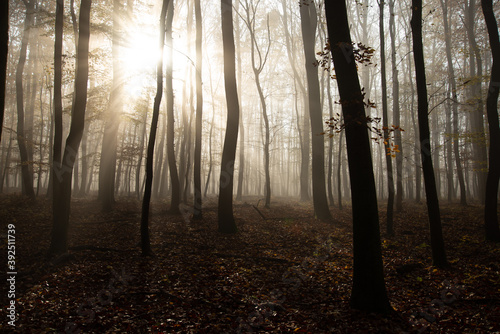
[50,0,92,254]
[218,0,240,233]
[141,0,170,256]
[411,0,448,268]
[299,0,331,220]
[193,0,203,219]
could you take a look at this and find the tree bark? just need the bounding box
[481,0,500,242]
[50,0,91,254]
[325,0,392,313]
[411,0,448,267]
[300,0,331,220]
[218,0,239,234]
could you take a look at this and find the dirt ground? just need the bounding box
[0,195,499,333]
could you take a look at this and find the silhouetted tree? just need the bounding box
[481,0,500,243]
[218,0,239,233]
[141,0,170,256]
[50,0,92,254]
[0,0,8,143]
[411,0,448,267]
[324,0,392,313]
[300,0,331,220]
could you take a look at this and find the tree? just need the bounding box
[51,0,64,202]
[439,0,467,206]
[193,0,203,219]
[0,0,8,143]
[15,0,36,200]
[218,0,239,234]
[141,0,170,256]
[411,0,448,268]
[481,0,500,243]
[324,0,392,313]
[299,0,331,220]
[50,0,92,254]
[241,0,272,208]
[378,0,395,236]
[99,0,123,211]
[166,0,180,214]
[389,0,403,212]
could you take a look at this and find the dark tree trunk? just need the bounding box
[379,0,395,236]
[141,0,170,256]
[481,0,500,242]
[0,0,8,143]
[300,0,331,220]
[324,0,392,313]
[50,0,91,255]
[218,0,239,234]
[389,0,403,212]
[166,0,180,214]
[411,0,448,267]
[16,0,36,200]
[193,0,203,219]
[99,0,122,211]
[51,0,64,201]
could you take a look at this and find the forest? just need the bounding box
[1,0,499,332]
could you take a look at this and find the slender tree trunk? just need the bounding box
[136,108,147,198]
[16,0,36,200]
[481,0,500,242]
[166,0,180,214]
[439,0,466,206]
[99,0,123,211]
[281,0,310,201]
[50,0,91,254]
[0,0,8,143]
[193,0,203,219]
[141,0,169,256]
[50,0,64,201]
[300,0,331,220]
[218,0,239,233]
[389,0,403,212]
[325,0,392,313]
[411,0,448,268]
[379,0,395,236]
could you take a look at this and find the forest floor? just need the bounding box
[0,195,499,333]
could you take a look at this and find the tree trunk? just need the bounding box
[193,0,203,219]
[166,0,180,214]
[218,0,239,234]
[281,0,310,202]
[300,0,331,220]
[51,0,64,201]
[50,0,91,254]
[99,0,122,211]
[481,0,500,242]
[379,0,395,236]
[324,0,392,313]
[16,0,36,200]
[411,0,448,267]
[0,0,7,143]
[389,0,403,212]
[141,0,170,256]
